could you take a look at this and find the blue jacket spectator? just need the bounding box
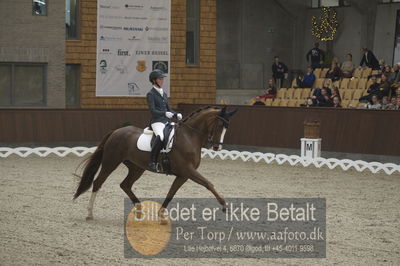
[303,67,316,88]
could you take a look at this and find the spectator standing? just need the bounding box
[360,48,380,69]
[306,42,325,69]
[341,53,355,78]
[271,56,288,89]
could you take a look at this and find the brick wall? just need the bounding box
[0,0,66,108]
[66,0,216,109]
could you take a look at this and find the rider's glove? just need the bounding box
[177,113,182,120]
[165,112,174,119]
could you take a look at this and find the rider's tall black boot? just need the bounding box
[148,136,163,172]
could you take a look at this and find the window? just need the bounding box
[0,63,46,107]
[311,0,350,8]
[66,64,80,108]
[66,0,79,39]
[32,0,47,16]
[311,0,320,8]
[186,0,200,65]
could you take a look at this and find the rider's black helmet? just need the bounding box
[149,69,166,83]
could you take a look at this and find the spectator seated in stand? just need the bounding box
[332,96,342,108]
[297,67,315,88]
[258,79,277,99]
[387,97,398,110]
[313,87,333,107]
[365,94,382,109]
[341,53,355,78]
[326,61,341,81]
[381,96,391,110]
[331,87,341,102]
[252,96,266,106]
[383,65,392,76]
[378,59,386,73]
[359,76,379,103]
[378,73,392,98]
[389,64,400,84]
[313,79,332,101]
[300,97,316,107]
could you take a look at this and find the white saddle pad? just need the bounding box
[137,124,175,153]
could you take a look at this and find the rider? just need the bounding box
[147,69,182,172]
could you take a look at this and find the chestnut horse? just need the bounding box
[73,106,237,220]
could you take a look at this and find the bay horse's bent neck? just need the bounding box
[179,108,220,148]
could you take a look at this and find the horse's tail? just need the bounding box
[73,131,113,200]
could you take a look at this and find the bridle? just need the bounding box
[179,115,228,146]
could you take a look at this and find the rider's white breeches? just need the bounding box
[151,122,165,141]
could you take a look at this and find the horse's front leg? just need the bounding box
[161,176,188,209]
[158,176,188,223]
[186,168,228,212]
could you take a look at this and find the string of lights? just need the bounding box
[311,7,339,41]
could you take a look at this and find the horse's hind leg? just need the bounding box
[120,161,145,205]
[86,162,120,220]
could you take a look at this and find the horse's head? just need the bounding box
[209,106,238,151]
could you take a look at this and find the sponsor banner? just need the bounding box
[124,198,326,258]
[96,0,170,97]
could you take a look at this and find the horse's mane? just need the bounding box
[181,105,220,123]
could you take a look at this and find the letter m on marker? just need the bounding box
[306,143,313,151]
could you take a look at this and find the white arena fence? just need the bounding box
[0,147,399,175]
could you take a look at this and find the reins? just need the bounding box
[177,115,228,146]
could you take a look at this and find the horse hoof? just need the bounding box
[135,211,142,220]
[86,216,93,221]
[159,219,168,225]
[134,204,143,219]
[222,206,227,213]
